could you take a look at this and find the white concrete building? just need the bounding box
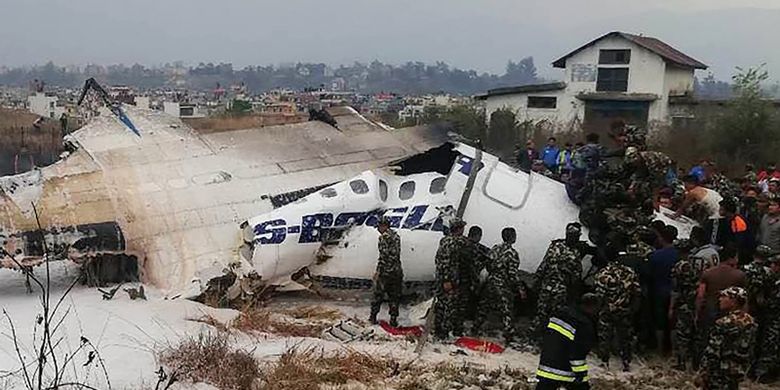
[163,101,206,118]
[477,31,707,134]
[28,92,65,118]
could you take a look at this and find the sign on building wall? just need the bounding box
[571,64,596,82]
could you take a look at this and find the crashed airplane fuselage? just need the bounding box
[241,143,586,287]
[0,105,448,293]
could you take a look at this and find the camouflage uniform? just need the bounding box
[671,246,701,367]
[622,125,647,150]
[370,228,403,324]
[434,232,468,338]
[753,271,780,379]
[461,239,490,320]
[707,173,740,204]
[595,262,641,368]
[474,242,522,339]
[532,240,583,338]
[701,287,757,390]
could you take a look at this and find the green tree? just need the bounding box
[486,108,521,159]
[228,99,252,116]
[712,65,779,164]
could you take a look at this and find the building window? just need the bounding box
[527,96,557,109]
[599,49,631,65]
[399,181,416,200]
[597,68,629,92]
[349,179,369,194]
[429,177,447,194]
[180,106,194,117]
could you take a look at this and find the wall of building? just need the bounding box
[28,93,65,119]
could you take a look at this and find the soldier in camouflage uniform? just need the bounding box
[461,226,489,322]
[531,223,586,340]
[370,217,403,327]
[433,217,468,339]
[670,239,699,370]
[752,253,780,382]
[594,252,641,371]
[699,286,756,390]
[473,227,524,342]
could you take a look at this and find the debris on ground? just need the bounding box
[321,320,375,343]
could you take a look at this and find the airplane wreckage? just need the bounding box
[0,82,694,302]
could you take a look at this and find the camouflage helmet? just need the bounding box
[755,245,775,259]
[720,286,748,306]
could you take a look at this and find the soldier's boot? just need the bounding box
[389,303,399,328]
[369,304,380,325]
[672,355,686,371]
[622,360,631,372]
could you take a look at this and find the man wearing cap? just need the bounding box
[532,223,587,340]
[535,293,598,390]
[752,253,780,382]
[433,217,468,339]
[473,227,524,343]
[369,216,403,327]
[594,245,641,371]
[698,286,756,390]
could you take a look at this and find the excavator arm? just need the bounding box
[77,78,141,136]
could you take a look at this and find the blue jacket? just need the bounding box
[542,146,560,169]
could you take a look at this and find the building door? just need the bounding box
[583,100,650,148]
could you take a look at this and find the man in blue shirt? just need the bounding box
[649,224,679,353]
[541,137,560,171]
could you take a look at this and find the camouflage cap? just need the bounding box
[566,222,582,234]
[755,245,775,259]
[449,217,466,228]
[768,254,780,264]
[674,239,694,252]
[720,286,748,306]
[377,216,392,226]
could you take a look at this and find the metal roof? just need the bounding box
[552,31,708,70]
[474,82,566,99]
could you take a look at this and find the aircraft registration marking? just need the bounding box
[253,205,446,245]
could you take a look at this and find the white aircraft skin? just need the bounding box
[242,143,587,286]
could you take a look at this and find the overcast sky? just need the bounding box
[1,0,778,80]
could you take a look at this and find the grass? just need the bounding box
[259,346,397,390]
[158,332,260,390]
[232,308,332,338]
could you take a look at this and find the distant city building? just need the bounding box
[28,93,66,118]
[163,102,205,118]
[476,31,708,133]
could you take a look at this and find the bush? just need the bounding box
[158,333,260,390]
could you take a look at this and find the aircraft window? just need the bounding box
[320,188,337,198]
[399,181,416,200]
[349,179,369,195]
[379,180,388,201]
[429,177,446,194]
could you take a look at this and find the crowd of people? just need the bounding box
[368,125,780,389]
